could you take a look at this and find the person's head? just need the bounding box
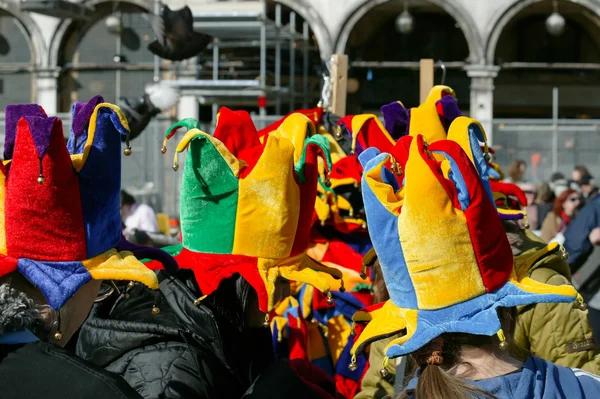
[572,165,590,183]
[554,189,581,217]
[507,160,527,183]
[202,273,289,331]
[550,171,565,183]
[0,99,170,346]
[0,273,101,347]
[160,110,342,325]
[579,174,596,197]
[120,190,136,219]
[400,308,517,399]
[517,182,537,206]
[537,181,554,204]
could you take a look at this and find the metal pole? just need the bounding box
[302,21,309,109]
[153,0,161,82]
[289,12,296,112]
[212,38,219,81]
[275,4,282,115]
[259,5,267,88]
[212,38,219,132]
[552,87,559,173]
[115,12,122,102]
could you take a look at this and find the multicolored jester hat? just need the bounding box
[149,107,343,312]
[349,117,579,370]
[0,96,177,310]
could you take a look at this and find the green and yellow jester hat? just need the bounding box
[148,107,343,312]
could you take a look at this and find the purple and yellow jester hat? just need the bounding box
[150,107,342,312]
[348,128,578,369]
[0,97,177,310]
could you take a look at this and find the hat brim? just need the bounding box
[148,245,343,313]
[15,248,160,310]
[351,301,407,356]
[355,274,577,359]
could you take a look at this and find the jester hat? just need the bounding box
[0,97,177,310]
[151,108,342,312]
[349,127,578,363]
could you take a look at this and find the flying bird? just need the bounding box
[119,81,181,141]
[146,5,212,62]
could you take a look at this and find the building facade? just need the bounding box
[2,0,600,186]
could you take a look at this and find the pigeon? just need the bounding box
[146,5,212,62]
[119,81,181,141]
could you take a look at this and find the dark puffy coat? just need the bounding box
[76,270,274,399]
[0,341,142,399]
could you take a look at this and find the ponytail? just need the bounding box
[398,308,518,399]
[408,364,497,399]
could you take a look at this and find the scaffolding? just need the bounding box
[168,0,316,130]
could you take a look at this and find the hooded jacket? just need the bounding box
[76,270,274,399]
[404,356,600,398]
[506,223,600,374]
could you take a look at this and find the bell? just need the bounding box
[578,302,588,311]
[54,331,63,341]
[350,331,356,338]
[37,175,44,184]
[339,285,346,293]
[325,178,332,188]
[161,146,167,154]
[380,368,389,378]
[124,146,132,156]
[127,281,135,289]
[193,297,203,306]
[263,314,270,327]
[360,272,367,280]
[152,305,160,315]
[348,362,357,371]
[172,163,179,171]
[326,292,334,305]
[499,340,509,350]
[484,153,491,162]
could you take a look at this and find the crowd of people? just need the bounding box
[2,88,600,399]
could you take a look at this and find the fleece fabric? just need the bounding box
[148,108,342,312]
[404,356,600,399]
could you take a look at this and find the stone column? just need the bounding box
[35,70,59,115]
[464,65,500,144]
[177,95,199,121]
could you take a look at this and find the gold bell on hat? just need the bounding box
[152,305,160,315]
[326,291,334,305]
[54,331,63,341]
[124,145,132,156]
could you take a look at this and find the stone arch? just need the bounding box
[0,1,46,67]
[275,0,333,59]
[335,0,484,63]
[48,0,152,69]
[486,0,600,64]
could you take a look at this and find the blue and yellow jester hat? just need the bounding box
[348,117,578,367]
[0,96,177,310]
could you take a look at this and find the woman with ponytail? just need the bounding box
[350,125,600,399]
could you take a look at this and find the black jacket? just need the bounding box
[77,270,274,399]
[0,341,142,399]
